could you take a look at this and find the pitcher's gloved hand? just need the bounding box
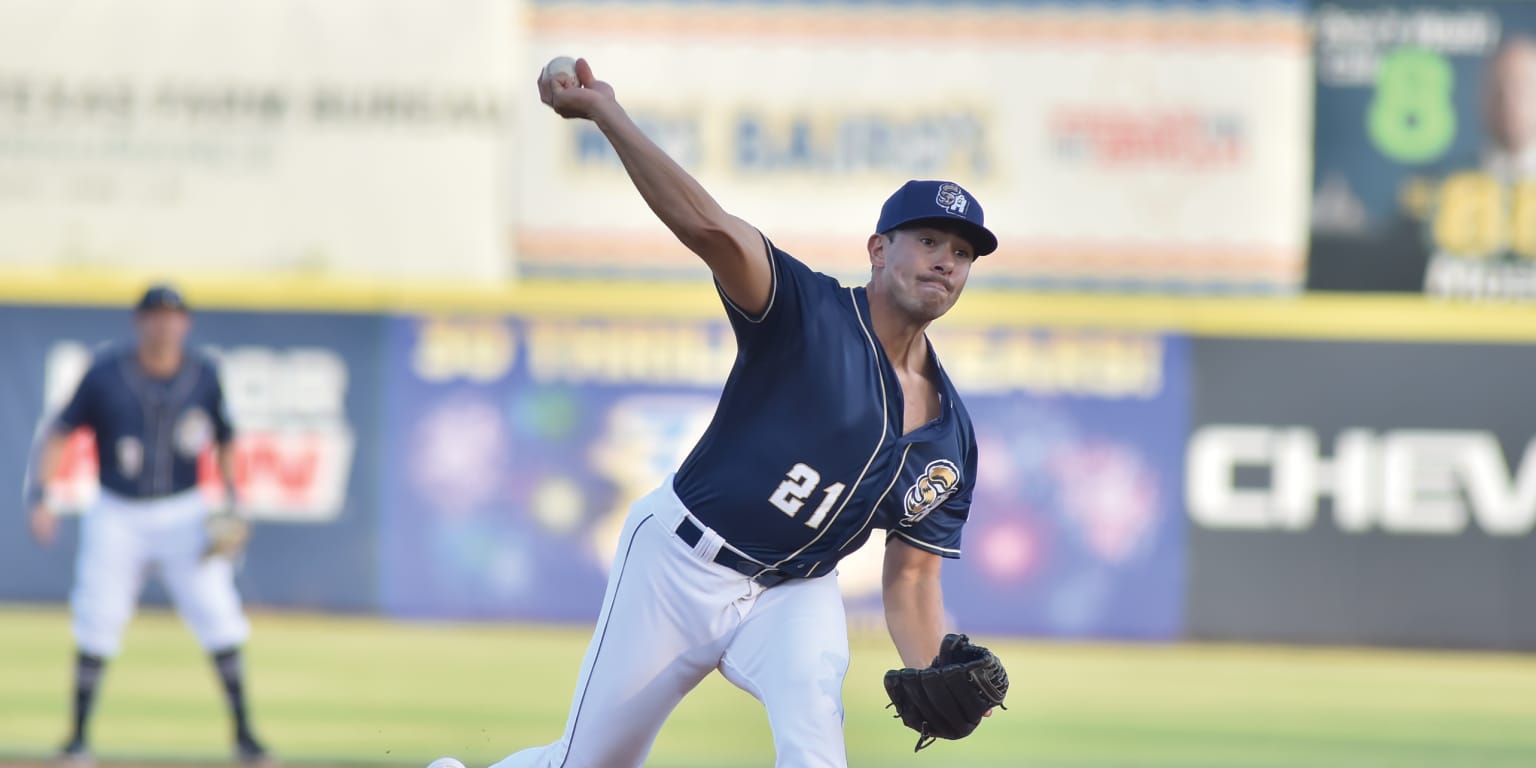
[883,633,1009,752]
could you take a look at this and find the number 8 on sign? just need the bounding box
[1368,47,1457,164]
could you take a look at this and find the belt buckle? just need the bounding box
[751,568,791,588]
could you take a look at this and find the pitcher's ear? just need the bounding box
[868,232,890,268]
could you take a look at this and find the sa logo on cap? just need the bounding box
[935,183,969,216]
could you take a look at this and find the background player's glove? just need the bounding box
[883,633,1009,752]
[202,507,251,560]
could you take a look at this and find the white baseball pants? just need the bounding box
[491,478,850,768]
[71,489,250,657]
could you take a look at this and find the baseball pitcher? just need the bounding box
[431,57,1010,768]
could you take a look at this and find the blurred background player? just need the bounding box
[23,285,271,766]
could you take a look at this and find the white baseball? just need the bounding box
[426,758,467,768]
[543,56,578,82]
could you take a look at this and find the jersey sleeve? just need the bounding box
[715,234,831,356]
[208,361,236,443]
[887,440,978,560]
[54,363,99,433]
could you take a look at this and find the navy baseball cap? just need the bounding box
[876,180,998,257]
[135,284,188,313]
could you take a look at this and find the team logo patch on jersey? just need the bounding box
[116,437,143,479]
[901,459,961,527]
[935,183,968,216]
[175,408,214,458]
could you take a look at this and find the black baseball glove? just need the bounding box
[884,633,1009,752]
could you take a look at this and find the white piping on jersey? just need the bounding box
[716,231,779,324]
[837,346,971,560]
[827,342,968,563]
[158,360,201,497]
[890,528,961,556]
[771,286,889,570]
[806,447,911,578]
[119,353,201,497]
[834,443,912,555]
[117,355,160,495]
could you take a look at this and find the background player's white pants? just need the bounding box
[492,478,850,768]
[72,489,250,658]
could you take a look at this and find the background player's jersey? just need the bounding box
[673,242,978,578]
[57,346,234,500]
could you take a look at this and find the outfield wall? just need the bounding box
[0,0,1311,294]
[2,288,1534,650]
[0,0,519,281]
[1187,337,1536,650]
[0,305,385,612]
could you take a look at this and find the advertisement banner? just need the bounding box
[0,305,384,611]
[517,1,1309,292]
[1308,1,1536,300]
[380,313,1191,639]
[1187,337,1536,649]
[883,326,1191,639]
[0,0,517,281]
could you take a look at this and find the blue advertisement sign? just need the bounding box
[377,315,733,621]
[0,304,384,612]
[934,339,1190,639]
[379,314,1191,640]
[1308,1,1536,299]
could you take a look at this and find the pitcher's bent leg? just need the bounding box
[720,575,851,768]
[491,503,726,768]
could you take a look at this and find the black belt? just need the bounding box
[674,517,797,588]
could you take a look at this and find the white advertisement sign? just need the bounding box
[518,6,1310,292]
[0,0,518,281]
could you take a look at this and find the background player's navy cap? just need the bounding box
[876,180,998,257]
[136,284,189,313]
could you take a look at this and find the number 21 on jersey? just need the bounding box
[768,463,845,529]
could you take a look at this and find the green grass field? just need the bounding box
[1,604,1533,768]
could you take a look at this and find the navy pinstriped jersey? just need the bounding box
[56,346,234,500]
[673,241,978,577]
